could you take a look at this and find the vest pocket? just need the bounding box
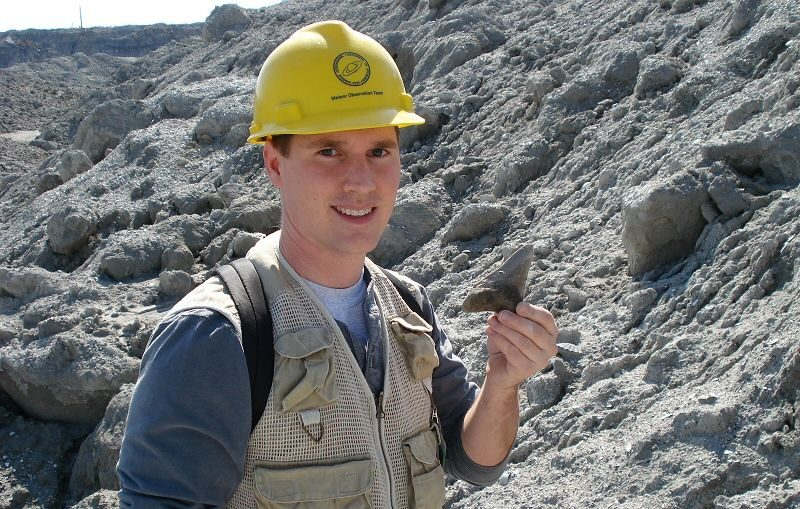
[390,312,440,381]
[253,458,374,509]
[402,428,446,509]
[273,327,337,413]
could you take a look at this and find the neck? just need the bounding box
[278,232,366,288]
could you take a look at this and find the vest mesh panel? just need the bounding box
[218,235,437,509]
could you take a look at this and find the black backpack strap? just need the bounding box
[216,258,273,432]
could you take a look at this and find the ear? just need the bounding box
[263,142,283,188]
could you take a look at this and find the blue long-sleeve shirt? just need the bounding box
[118,282,506,507]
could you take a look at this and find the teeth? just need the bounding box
[336,207,372,217]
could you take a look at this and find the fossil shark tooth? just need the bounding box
[462,245,534,313]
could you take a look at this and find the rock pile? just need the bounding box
[0,0,799,507]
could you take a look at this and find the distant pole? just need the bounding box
[79,6,83,29]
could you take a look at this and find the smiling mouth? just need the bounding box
[334,206,374,217]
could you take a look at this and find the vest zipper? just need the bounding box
[376,391,396,509]
[292,265,397,508]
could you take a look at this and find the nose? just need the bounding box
[342,156,376,194]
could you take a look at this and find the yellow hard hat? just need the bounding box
[247,20,425,144]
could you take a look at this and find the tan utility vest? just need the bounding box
[168,232,446,509]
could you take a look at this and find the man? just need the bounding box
[118,20,557,508]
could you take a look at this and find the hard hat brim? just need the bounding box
[247,108,425,145]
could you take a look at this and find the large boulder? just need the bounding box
[47,204,98,255]
[634,55,685,99]
[702,122,800,185]
[99,230,167,280]
[442,203,509,244]
[56,149,93,183]
[69,385,133,500]
[0,335,138,423]
[217,196,281,234]
[72,99,159,163]
[371,179,449,266]
[0,266,66,301]
[622,172,708,276]
[203,4,251,42]
[193,95,251,146]
[159,270,195,297]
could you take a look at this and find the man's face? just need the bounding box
[264,127,401,264]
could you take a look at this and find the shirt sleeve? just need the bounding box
[418,287,509,486]
[117,309,251,508]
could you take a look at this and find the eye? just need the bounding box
[318,148,338,157]
[370,148,390,158]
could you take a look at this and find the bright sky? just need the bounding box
[1,1,283,32]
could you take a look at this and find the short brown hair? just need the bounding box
[269,134,293,157]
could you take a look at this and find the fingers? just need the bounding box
[486,323,552,375]
[487,315,545,362]
[514,302,558,337]
[488,312,557,358]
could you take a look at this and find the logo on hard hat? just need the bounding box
[333,52,371,86]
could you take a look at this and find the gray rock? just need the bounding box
[159,270,194,297]
[0,318,17,343]
[68,490,120,509]
[0,336,138,423]
[56,149,92,183]
[525,71,557,109]
[203,4,251,42]
[625,288,659,323]
[69,385,133,500]
[551,357,574,384]
[99,231,165,280]
[412,15,505,82]
[47,204,97,255]
[634,55,685,99]
[525,372,562,408]
[564,286,588,312]
[202,228,240,266]
[399,104,444,151]
[153,215,215,255]
[161,89,204,118]
[644,345,681,384]
[232,231,264,257]
[601,46,641,89]
[161,244,195,271]
[217,197,281,234]
[193,95,251,144]
[493,137,554,197]
[452,252,470,272]
[703,123,800,185]
[170,188,214,216]
[372,179,449,266]
[72,99,159,163]
[557,327,582,345]
[723,0,762,39]
[708,176,750,216]
[37,172,62,194]
[724,99,762,131]
[557,342,584,362]
[38,315,78,339]
[463,245,533,313]
[622,172,708,276]
[0,266,65,301]
[442,203,509,244]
